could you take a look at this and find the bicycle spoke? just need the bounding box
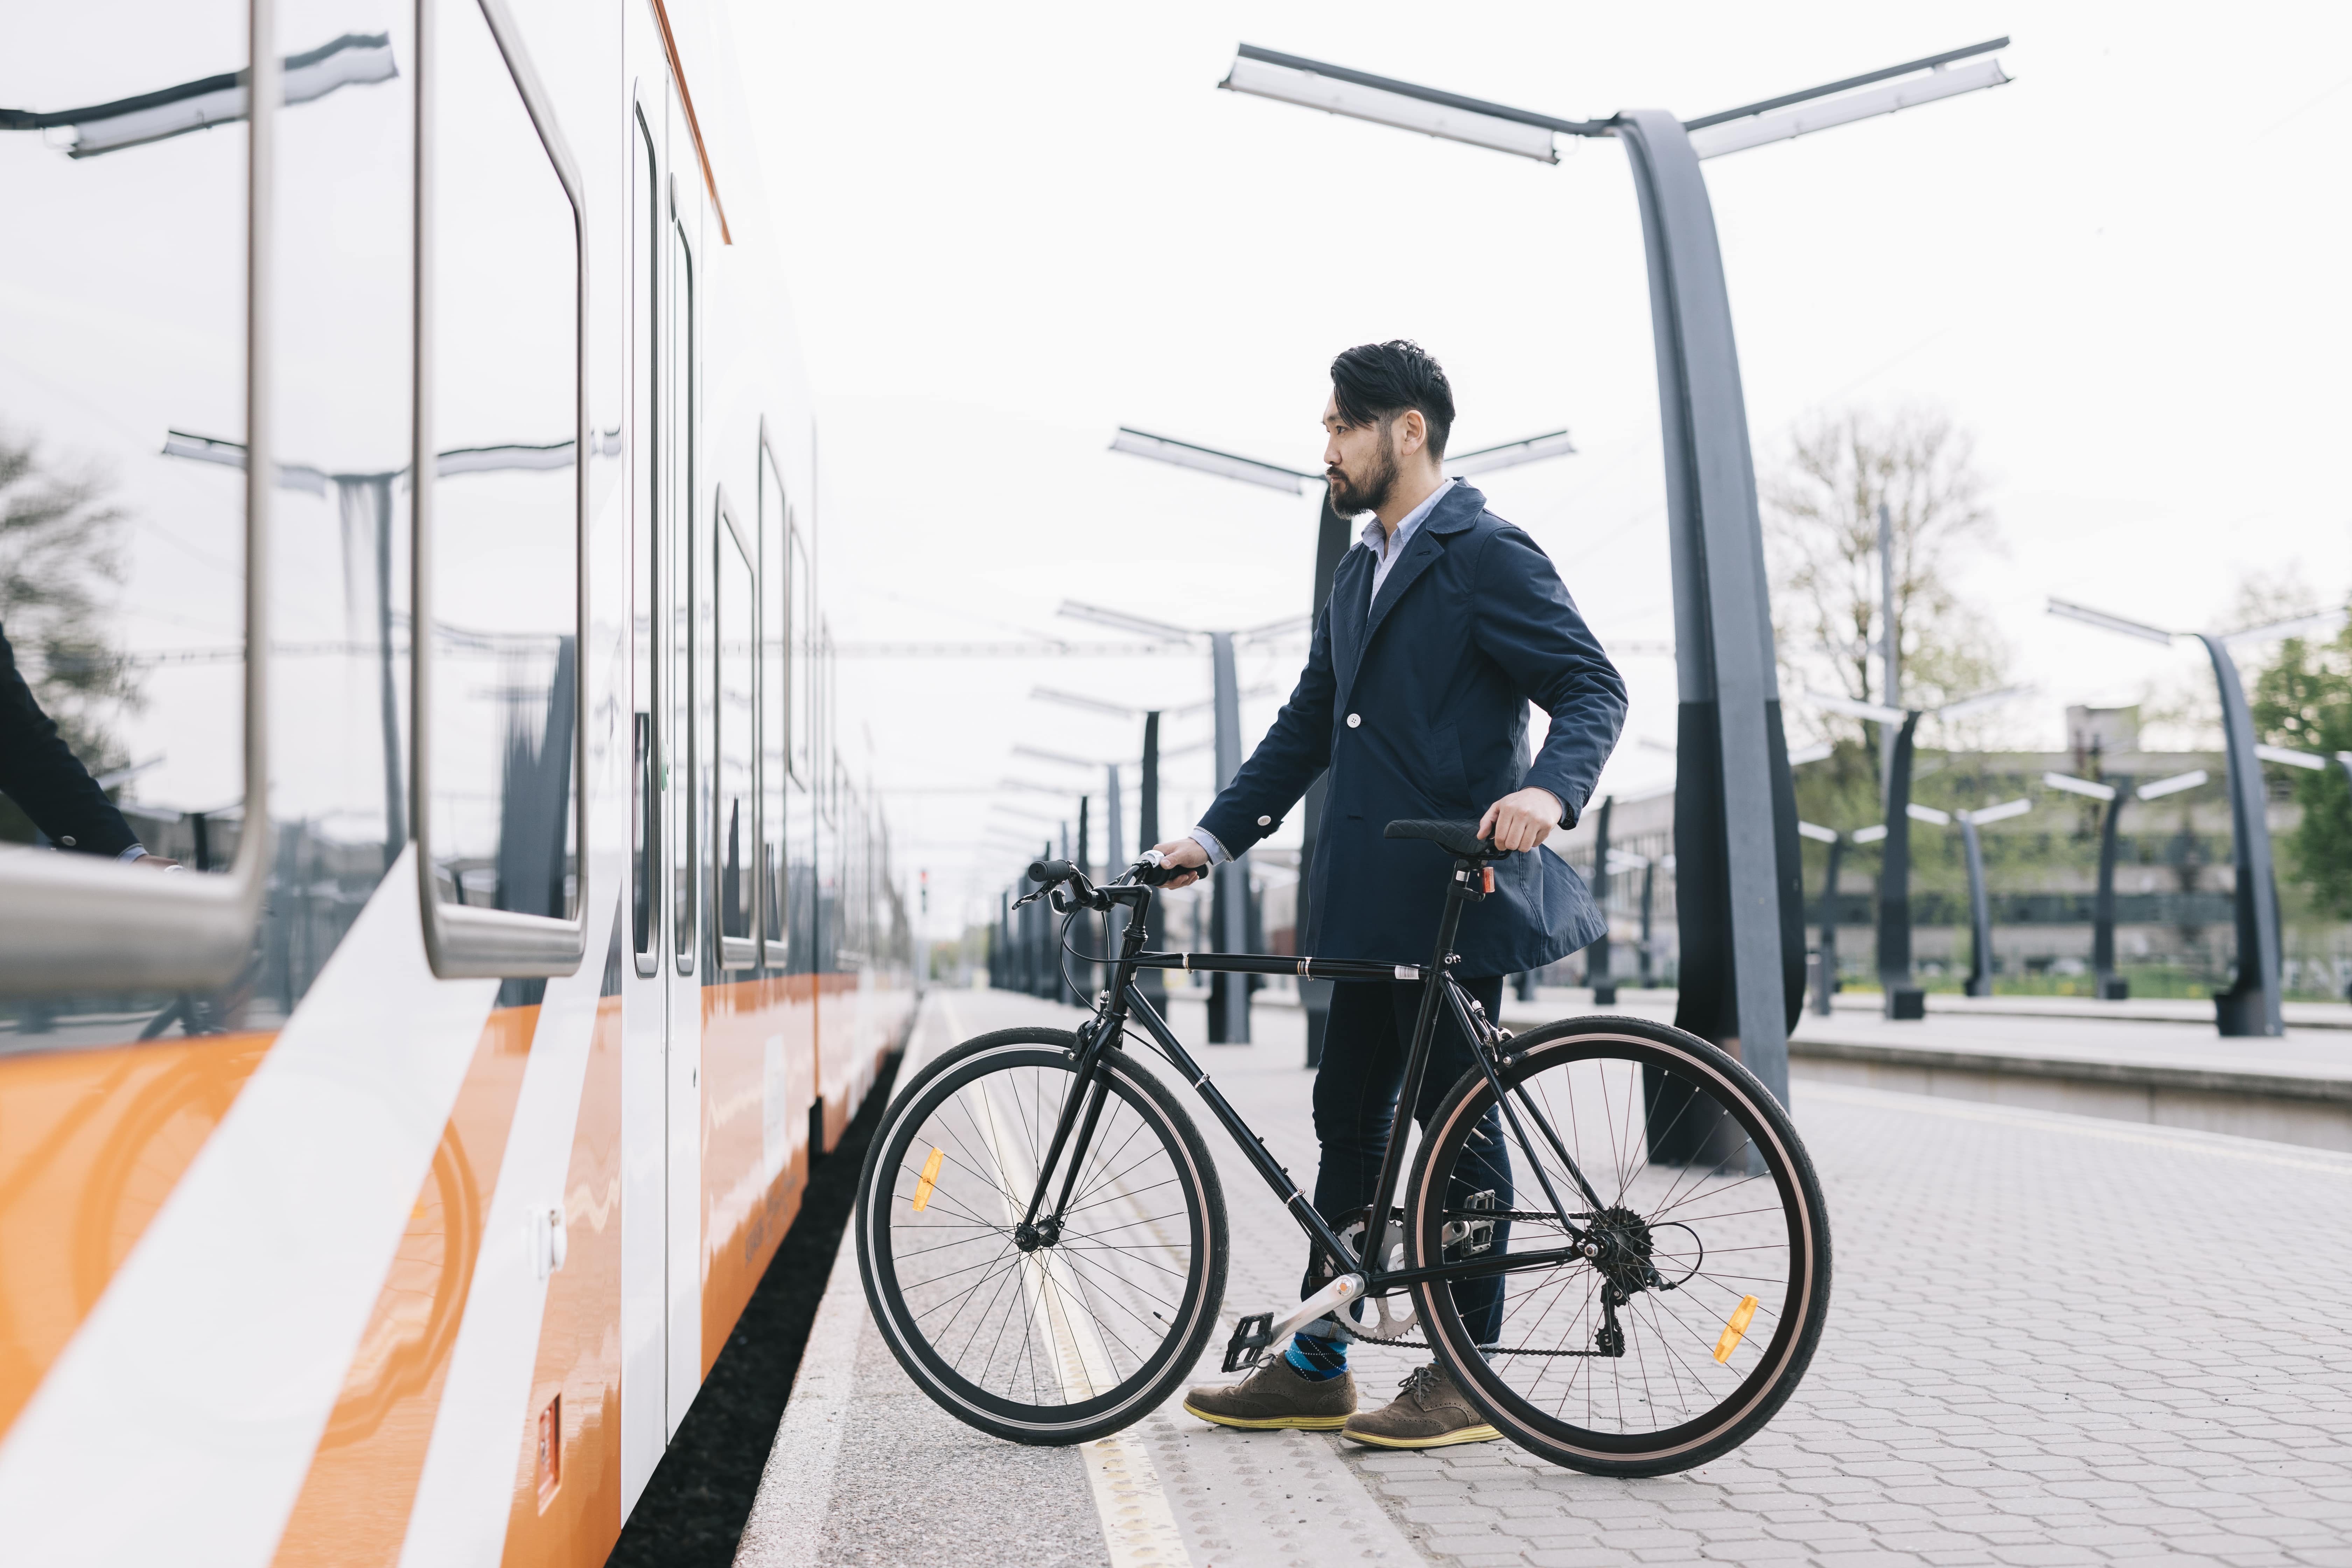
[1414,1033,1818,1453]
[874,1044,1206,1418]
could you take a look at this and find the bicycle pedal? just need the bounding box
[1221,1312,1276,1372]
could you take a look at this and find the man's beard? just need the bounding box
[1327,438,1398,516]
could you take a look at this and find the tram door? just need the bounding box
[622,76,708,1500]
[663,125,712,1442]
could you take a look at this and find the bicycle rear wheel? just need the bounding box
[1404,1015,1831,1476]
[856,1026,1227,1445]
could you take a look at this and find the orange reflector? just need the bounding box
[1712,1294,1760,1364]
[911,1147,945,1212]
[1481,866,1495,894]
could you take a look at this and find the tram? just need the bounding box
[0,2,916,1562]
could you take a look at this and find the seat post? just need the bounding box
[1361,863,1478,1247]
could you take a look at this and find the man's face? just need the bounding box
[1322,393,1399,517]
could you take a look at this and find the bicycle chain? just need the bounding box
[1344,1336,1620,1358]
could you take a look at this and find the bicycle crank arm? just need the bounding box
[1221,1273,1366,1372]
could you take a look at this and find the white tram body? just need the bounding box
[0,2,914,1561]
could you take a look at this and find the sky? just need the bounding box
[712,1,2352,943]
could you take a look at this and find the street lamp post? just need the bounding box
[1804,686,2028,1019]
[1954,798,2032,996]
[1586,796,1616,1004]
[2046,769,2205,1001]
[1876,711,1930,1018]
[1138,712,1166,1005]
[1222,35,2015,1108]
[1797,820,1841,1014]
[2049,600,2346,1035]
[1636,855,1657,986]
[1207,631,1249,1042]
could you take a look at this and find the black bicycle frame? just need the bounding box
[1014,858,1602,1298]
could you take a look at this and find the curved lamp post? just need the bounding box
[1797,820,1842,1013]
[1219,35,2015,1108]
[1804,686,2029,1018]
[2049,600,2348,1035]
[1954,797,2032,995]
[2045,769,2207,1000]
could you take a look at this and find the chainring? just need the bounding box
[1314,1208,1420,1344]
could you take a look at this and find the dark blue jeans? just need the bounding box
[1305,976,1513,1347]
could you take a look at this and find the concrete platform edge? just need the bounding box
[732,1206,871,1568]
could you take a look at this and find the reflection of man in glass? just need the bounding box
[0,621,174,868]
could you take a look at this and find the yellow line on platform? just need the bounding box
[940,995,1193,1568]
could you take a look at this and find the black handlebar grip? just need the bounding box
[1028,858,1079,886]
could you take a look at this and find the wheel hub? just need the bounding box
[1586,1205,1659,1295]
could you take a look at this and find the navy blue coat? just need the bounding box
[0,619,138,858]
[1199,483,1626,976]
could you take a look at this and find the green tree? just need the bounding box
[2251,623,2352,917]
[0,429,135,841]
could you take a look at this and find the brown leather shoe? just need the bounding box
[1182,1353,1356,1431]
[1339,1363,1501,1449]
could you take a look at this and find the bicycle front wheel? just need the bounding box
[856,1027,1228,1446]
[1404,1015,1831,1476]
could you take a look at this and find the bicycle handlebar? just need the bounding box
[1027,857,1079,887]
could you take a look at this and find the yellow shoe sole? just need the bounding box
[1338,1422,1502,1450]
[1181,1400,1352,1432]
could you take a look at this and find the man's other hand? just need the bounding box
[1147,836,1208,888]
[1478,788,1564,854]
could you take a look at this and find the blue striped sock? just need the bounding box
[1284,1331,1348,1381]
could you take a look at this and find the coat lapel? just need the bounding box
[1362,482,1482,651]
[1331,545,1375,713]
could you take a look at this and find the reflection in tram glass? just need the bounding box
[715,508,756,954]
[423,0,579,920]
[0,7,251,1046]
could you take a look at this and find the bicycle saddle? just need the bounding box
[1383,819,1501,858]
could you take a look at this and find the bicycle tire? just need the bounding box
[856,1026,1228,1446]
[1404,1014,1832,1477]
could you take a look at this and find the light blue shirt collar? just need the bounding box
[1359,477,1455,598]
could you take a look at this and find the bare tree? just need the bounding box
[1763,404,2009,756]
[0,427,135,774]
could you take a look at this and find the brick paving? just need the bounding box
[766,987,2352,1567]
[1133,986,2352,1568]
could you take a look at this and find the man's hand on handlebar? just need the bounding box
[1478,786,1565,855]
[1143,837,1209,888]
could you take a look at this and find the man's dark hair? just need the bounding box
[1330,340,1454,460]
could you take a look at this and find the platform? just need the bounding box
[1490,986,2352,1154]
[734,988,2352,1568]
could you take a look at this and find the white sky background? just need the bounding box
[715,1,2352,941]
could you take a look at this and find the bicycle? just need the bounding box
[854,819,1831,1476]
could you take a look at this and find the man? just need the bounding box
[0,619,170,866]
[1156,341,1624,1449]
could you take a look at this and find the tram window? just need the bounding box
[668,225,697,969]
[631,114,658,964]
[713,496,755,964]
[0,2,265,1004]
[757,438,790,965]
[420,0,584,953]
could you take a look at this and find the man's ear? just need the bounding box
[1396,408,1427,458]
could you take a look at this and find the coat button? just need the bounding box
[1346,713,1361,728]
[1258,815,1272,826]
